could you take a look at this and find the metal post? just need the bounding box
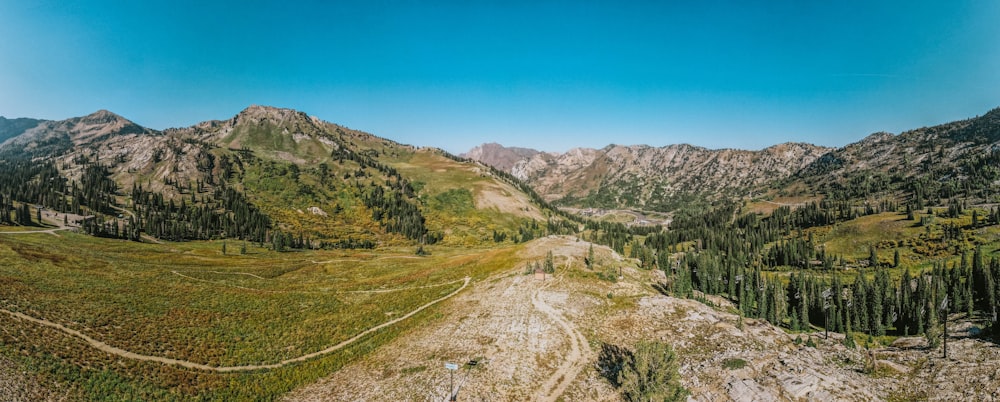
[445,362,458,401]
[942,309,948,359]
[940,296,949,359]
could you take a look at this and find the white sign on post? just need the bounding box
[445,362,459,370]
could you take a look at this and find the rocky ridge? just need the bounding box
[466,141,830,210]
[465,107,1000,211]
[461,142,542,172]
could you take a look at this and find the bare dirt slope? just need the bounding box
[287,236,1000,401]
[0,355,66,402]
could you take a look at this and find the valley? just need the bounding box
[1,106,1000,400]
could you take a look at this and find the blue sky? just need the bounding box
[2,1,998,153]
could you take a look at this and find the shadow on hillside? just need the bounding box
[651,282,671,297]
[596,342,633,387]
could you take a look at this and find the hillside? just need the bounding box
[780,107,1000,205]
[466,142,831,211]
[0,106,555,248]
[0,116,44,145]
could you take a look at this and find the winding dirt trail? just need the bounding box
[0,276,470,373]
[532,279,592,402]
[0,227,69,235]
[0,208,87,236]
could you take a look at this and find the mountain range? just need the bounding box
[2,105,999,235]
[3,105,1000,401]
[463,107,1000,211]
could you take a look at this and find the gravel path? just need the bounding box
[532,283,592,402]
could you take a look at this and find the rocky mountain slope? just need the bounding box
[0,106,552,246]
[461,142,541,172]
[466,107,1000,212]
[466,142,831,211]
[0,116,44,145]
[783,107,1000,203]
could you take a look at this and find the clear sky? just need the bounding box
[2,1,998,154]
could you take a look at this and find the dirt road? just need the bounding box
[532,284,593,402]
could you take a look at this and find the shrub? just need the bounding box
[722,358,746,370]
[618,341,689,402]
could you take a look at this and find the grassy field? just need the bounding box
[813,209,999,268]
[0,231,520,400]
[392,150,544,245]
[757,208,1000,291]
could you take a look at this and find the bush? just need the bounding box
[618,341,689,402]
[842,334,856,349]
[722,358,746,370]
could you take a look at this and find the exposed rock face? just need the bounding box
[467,142,831,210]
[0,110,157,158]
[466,107,1000,211]
[462,142,541,172]
[0,105,392,198]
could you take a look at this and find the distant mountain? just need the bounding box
[466,142,831,211]
[466,107,1000,212]
[0,110,157,159]
[0,116,44,145]
[461,143,541,172]
[0,106,554,246]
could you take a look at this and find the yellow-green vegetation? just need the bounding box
[393,150,544,246]
[722,357,747,370]
[0,231,521,400]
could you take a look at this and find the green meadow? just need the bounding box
[0,231,520,400]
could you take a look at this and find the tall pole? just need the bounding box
[445,362,458,401]
[942,309,948,359]
[825,308,829,340]
[940,296,948,359]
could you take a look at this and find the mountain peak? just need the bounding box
[81,109,128,125]
[463,142,541,172]
[235,105,308,123]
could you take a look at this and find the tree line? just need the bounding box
[652,201,1000,341]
